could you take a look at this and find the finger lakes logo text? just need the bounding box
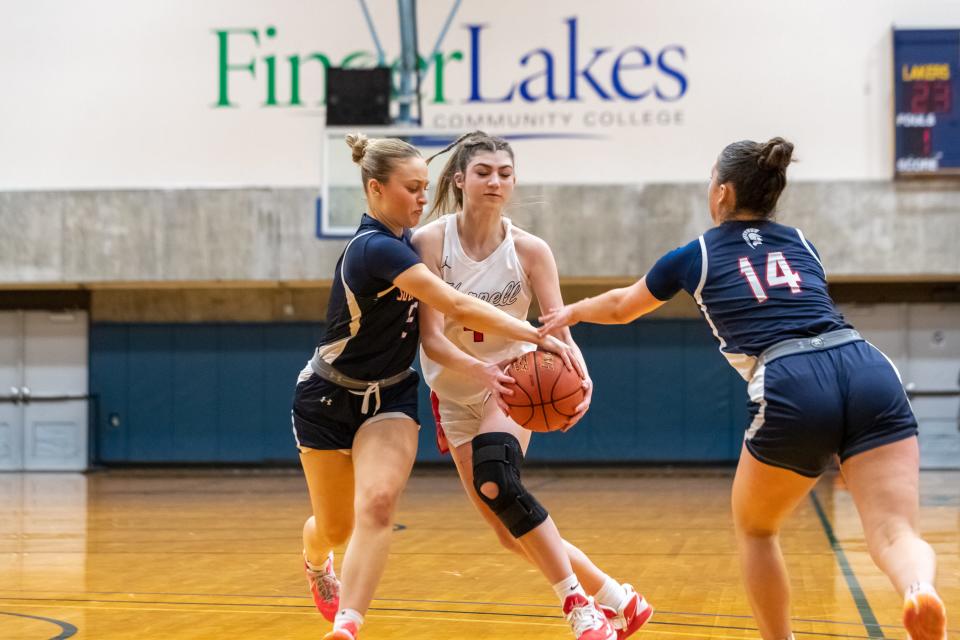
[212,16,689,130]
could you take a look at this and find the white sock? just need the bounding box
[552,574,586,604]
[906,581,938,599]
[334,608,364,630]
[304,550,330,573]
[594,577,628,609]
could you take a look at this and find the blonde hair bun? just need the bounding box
[341,134,421,193]
[345,133,370,165]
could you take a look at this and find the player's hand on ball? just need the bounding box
[561,377,593,432]
[473,359,516,415]
[538,305,578,335]
[502,351,586,432]
[535,334,584,379]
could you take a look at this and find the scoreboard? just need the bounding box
[894,29,960,177]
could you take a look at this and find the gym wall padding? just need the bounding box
[90,320,746,465]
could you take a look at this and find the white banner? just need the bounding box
[2,0,959,188]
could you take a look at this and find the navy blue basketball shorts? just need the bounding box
[744,340,918,477]
[291,368,420,452]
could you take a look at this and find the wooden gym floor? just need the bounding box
[0,467,956,639]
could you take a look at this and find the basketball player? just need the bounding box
[540,138,947,640]
[413,131,653,640]
[294,133,580,640]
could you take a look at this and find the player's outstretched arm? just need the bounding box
[405,222,534,346]
[539,276,666,334]
[519,232,592,427]
[411,224,491,374]
[418,302,516,414]
[411,221,545,376]
[395,263,581,377]
[411,224,517,413]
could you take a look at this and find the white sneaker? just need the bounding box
[563,593,617,640]
[599,584,654,639]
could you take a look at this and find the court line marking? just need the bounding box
[2,601,561,627]
[0,610,77,640]
[0,604,880,640]
[0,550,834,558]
[365,612,768,640]
[0,597,562,618]
[0,601,885,638]
[810,490,886,639]
[2,602,754,639]
[0,592,932,633]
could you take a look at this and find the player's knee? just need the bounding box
[732,501,782,538]
[864,518,914,552]
[358,487,399,529]
[478,481,499,500]
[472,432,548,539]
[471,432,521,513]
[734,517,779,538]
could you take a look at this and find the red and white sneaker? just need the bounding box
[600,584,654,639]
[322,622,359,640]
[564,593,617,640]
[903,582,947,640]
[304,551,340,622]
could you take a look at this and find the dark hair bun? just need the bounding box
[758,137,794,172]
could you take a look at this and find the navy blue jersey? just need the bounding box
[646,220,850,379]
[317,214,422,380]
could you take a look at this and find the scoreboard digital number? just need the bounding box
[894,29,960,177]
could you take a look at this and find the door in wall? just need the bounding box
[0,311,88,471]
[841,303,960,470]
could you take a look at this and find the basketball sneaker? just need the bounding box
[304,550,340,622]
[564,593,617,640]
[902,582,947,640]
[322,621,359,640]
[600,584,654,639]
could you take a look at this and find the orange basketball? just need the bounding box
[503,350,585,432]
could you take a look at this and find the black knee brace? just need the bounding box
[472,432,548,538]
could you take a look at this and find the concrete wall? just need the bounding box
[1,181,959,285]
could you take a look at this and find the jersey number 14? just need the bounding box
[738,252,802,302]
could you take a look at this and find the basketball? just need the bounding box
[503,350,585,432]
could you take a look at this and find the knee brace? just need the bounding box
[472,432,548,538]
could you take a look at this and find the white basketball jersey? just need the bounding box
[420,214,536,404]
